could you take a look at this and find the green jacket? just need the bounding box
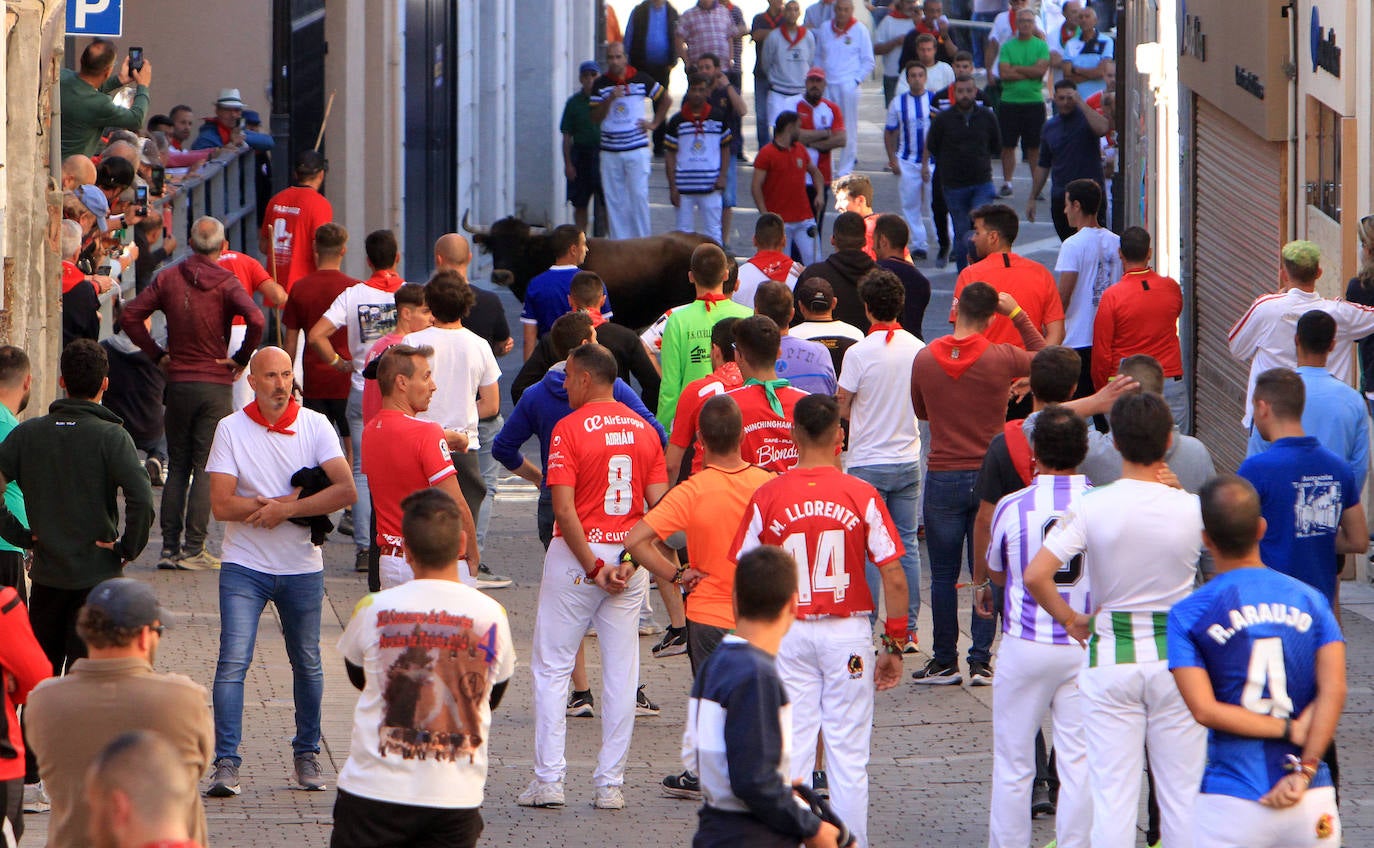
[60,68,149,159]
[656,298,753,432]
[0,398,154,590]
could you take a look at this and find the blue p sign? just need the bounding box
[67,0,122,37]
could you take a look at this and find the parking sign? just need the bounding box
[66,0,122,37]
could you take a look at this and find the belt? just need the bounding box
[1168,376,1182,382]
[378,545,404,558]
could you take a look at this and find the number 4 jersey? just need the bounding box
[732,466,903,618]
[1167,567,1342,801]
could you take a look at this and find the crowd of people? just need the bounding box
[9,6,1370,848]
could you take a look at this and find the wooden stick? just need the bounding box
[314,90,337,152]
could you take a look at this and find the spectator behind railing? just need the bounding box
[61,155,97,192]
[60,39,152,159]
[191,89,274,153]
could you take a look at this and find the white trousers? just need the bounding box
[1079,660,1207,848]
[825,81,860,177]
[777,616,874,848]
[600,147,653,239]
[676,191,723,243]
[768,90,804,128]
[990,637,1091,848]
[1194,786,1340,848]
[531,537,649,786]
[785,220,818,265]
[379,553,474,590]
[896,165,931,253]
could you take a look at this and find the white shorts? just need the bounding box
[1194,787,1339,848]
[379,552,475,589]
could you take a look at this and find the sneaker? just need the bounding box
[911,658,962,685]
[176,549,221,571]
[651,625,688,658]
[205,758,241,797]
[566,689,594,717]
[294,752,326,791]
[638,618,659,636]
[812,770,829,798]
[903,632,919,654]
[968,661,994,686]
[156,549,181,570]
[912,249,929,261]
[635,684,660,716]
[661,770,701,799]
[999,183,1014,197]
[935,247,949,268]
[475,563,513,589]
[336,509,354,537]
[354,549,369,573]
[516,778,565,808]
[22,782,49,813]
[594,784,626,810]
[145,456,164,487]
[1032,781,1056,817]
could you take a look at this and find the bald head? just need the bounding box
[62,155,97,190]
[434,233,471,274]
[86,730,195,848]
[249,346,292,375]
[102,141,139,170]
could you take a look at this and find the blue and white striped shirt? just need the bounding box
[884,89,936,164]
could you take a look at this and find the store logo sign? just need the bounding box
[1310,7,1341,77]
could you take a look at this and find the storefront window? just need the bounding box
[1308,100,1342,221]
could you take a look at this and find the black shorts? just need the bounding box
[304,397,350,438]
[331,788,482,848]
[567,145,601,208]
[998,101,1046,153]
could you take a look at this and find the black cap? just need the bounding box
[294,149,328,175]
[795,277,835,310]
[83,578,165,630]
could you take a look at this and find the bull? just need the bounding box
[463,212,716,331]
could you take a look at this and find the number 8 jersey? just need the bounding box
[731,466,903,618]
[545,401,668,545]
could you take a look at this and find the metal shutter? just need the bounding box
[1190,97,1286,474]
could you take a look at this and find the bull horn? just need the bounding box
[461,210,488,236]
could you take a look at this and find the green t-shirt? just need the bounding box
[998,36,1051,104]
[0,405,27,554]
[560,92,601,150]
[656,298,754,432]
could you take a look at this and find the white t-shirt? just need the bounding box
[988,11,1014,78]
[793,319,864,344]
[323,282,402,393]
[336,579,516,809]
[873,14,915,78]
[206,406,346,575]
[837,329,925,467]
[1055,226,1121,349]
[924,60,955,92]
[732,261,802,310]
[402,326,501,447]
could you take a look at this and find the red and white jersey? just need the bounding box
[545,400,667,545]
[361,410,457,548]
[791,95,845,185]
[732,466,902,618]
[727,383,809,473]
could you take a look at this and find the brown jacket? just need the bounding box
[27,657,214,848]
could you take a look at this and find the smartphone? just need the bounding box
[133,184,149,216]
[128,47,144,73]
[149,165,165,196]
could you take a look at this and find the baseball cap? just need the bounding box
[83,578,166,630]
[806,66,827,81]
[73,184,110,232]
[579,60,600,76]
[215,88,247,110]
[795,277,835,310]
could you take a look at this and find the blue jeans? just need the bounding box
[849,463,922,628]
[923,469,995,666]
[943,182,997,271]
[346,387,370,552]
[476,414,504,547]
[754,77,771,147]
[213,564,324,764]
[724,157,738,209]
[971,11,1000,68]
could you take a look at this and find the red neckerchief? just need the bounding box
[762,10,785,28]
[1059,22,1077,47]
[782,25,808,47]
[681,100,712,134]
[887,8,910,19]
[61,260,86,294]
[868,321,902,344]
[606,66,639,86]
[697,292,729,312]
[365,270,403,293]
[244,397,301,435]
[749,250,796,282]
[714,360,744,389]
[927,333,991,380]
[832,17,858,36]
[1004,419,1035,486]
[586,308,608,327]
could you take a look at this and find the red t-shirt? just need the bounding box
[1090,269,1184,389]
[545,400,668,545]
[217,251,274,327]
[261,186,333,291]
[669,362,745,476]
[794,97,844,184]
[754,141,815,224]
[283,269,359,400]
[732,466,902,618]
[726,382,808,473]
[361,409,457,548]
[950,252,1064,348]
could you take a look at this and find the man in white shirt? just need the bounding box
[1054,179,1120,398]
[884,61,934,259]
[734,213,804,309]
[873,0,917,105]
[1228,240,1374,428]
[761,1,819,126]
[333,488,515,848]
[837,268,925,652]
[815,0,874,177]
[205,346,355,797]
[402,271,501,562]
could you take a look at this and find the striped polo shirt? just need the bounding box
[664,107,732,194]
[590,70,664,152]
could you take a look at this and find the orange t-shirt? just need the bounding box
[644,464,775,628]
[949,252,1064,348]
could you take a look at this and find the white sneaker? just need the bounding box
[594,784,625,810]
[23,782,49,813]
[516,778,565,808]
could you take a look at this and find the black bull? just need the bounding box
[464,215,718,331]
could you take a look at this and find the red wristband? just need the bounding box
[586,558,605,581]
[884,616,908,640]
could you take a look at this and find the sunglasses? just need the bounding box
[149,623,165,636]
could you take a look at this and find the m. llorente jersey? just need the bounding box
[732,466,902,618]
[988,474,1093,645]
[665,107,732,194]
[590,70,665,152]
[1167,567,1342,801]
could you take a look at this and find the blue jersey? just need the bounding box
[519,266,614,337]
[1167,567,1343,801]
